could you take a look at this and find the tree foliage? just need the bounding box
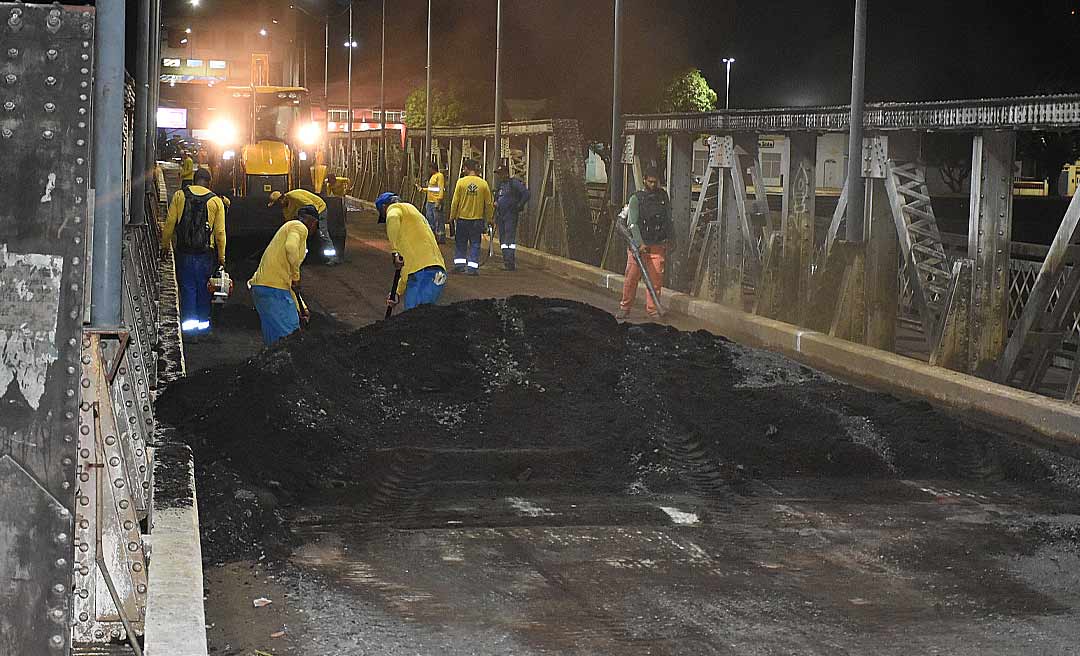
[655,68,718,114]
[404,85,467,128]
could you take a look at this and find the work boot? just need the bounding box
[467,268,480,277]
[453,265,466,274]
[615,308,630,320]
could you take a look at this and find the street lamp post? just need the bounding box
[379,0,386,186]
[425,0,433,170]
[493,0,503,180]
[346,2,354,181]
[722,57,735,110]
[609,0,623,207]
[844,0,868,242]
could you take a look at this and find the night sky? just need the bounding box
[183,0,1080,138]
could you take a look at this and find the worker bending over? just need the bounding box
[376,192,447,310]
[248,208,319,345]
[269,188,340,265]
[416,161,447,243]
[493,164,530,271]
[448,158,494,275]
[619,169,674,320]
[162,167,226,339]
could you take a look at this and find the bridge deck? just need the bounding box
[180,208,1080,656]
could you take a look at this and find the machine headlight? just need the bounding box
[222,150,236,160]
[299,151,308,161]
[298,122,321,146]
[209,119,238,147]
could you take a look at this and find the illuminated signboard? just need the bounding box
[157,107,188,129]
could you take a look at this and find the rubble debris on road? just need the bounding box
[156,296,1080,564]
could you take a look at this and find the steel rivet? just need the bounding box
[77,121,85,129]
[75,139,85,146]
[47,15,62,34]
[44,76,56,86]
[49,635,64,650]
[44,102,55,112]
[43,130,55,140]
[3,101,13,111]
[109,457,120,467]
[81,22,91,34]
[55,556,67,567]
[119,499,129,509]
[52,583,64,596]
[79,448,89,458]
[62,481,71,490]
[105,435,116,446]
[0,128,11,139]
[79,81,87,89]
[63,435,72,443]
[79,542,88,552]
[3,73,16,85]
[81,53,89,61]
[62,457,72,466]
[137,584,147,594]
[132,562,143,572]
[127,541,139,552]
[8,9,23,30]
[6,48,17,58]
[79,612,88,622]
[65,389,74,398]
[50,608,64,621]
[80,378,89,388]
[79,94,87,101]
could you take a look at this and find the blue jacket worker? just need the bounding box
[493,165,530,271]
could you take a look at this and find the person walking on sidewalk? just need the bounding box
[269,188,341,265]
[448,158,494,276]
[162,167,226,339]
[618,170,673,320]
[248,208,320,345]
[417,160,447,243]
[377,192,448,310]
[493,164,530,271]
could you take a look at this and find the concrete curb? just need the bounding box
[144,444,208,656]
[513,245,1080,449]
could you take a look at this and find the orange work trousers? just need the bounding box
[620,244,666,316]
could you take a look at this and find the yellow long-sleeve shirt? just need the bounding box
[162,186,227,262]
[280,189,327,220]
[385,202,446,296]
[449,175,494,222]
[424,172,446,205]
[180,156,195,181]
[249,220,310,307]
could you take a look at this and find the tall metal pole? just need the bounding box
[609,0,623,206]
[91,0,126,328]
[131,0,152,225]
[323,21,329,111]
[492,0,503,180]
[425,0,433,168]
[379,0,387,183]
[723,59,733,109]
[148,0,160,167]
[844,0,868,241]
[346,2,354,181]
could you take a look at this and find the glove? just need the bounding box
[386,292,400,308]
[392,252,404,270]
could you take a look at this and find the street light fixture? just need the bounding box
[190,0,199,6]
[344,40,358,48]
[259,28,268,36]
[184,27,191,34]
[722,57,735,109]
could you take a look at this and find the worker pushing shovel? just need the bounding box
[377,192,448,315]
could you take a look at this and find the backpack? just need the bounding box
[176,188,214,254]
[634,188,671,245]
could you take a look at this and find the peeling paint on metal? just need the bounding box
[39,173,56,204]
[0,245,64,410]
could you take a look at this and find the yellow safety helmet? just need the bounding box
[267,190,283,207]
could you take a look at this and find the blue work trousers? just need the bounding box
[176,251,215,334]
[496,210,519,267]
[250,285,300,346]
[424,202,445,239]
[404,266,447,310]
[453,219,485,271]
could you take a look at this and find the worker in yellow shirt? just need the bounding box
[161,167,226,338]
[448,158,494,275]
[248,208,320,345]
[415,161,446,243]
[376,192,447,311]
[180,152,195,189]
[268,188,340,265]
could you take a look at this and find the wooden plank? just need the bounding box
[997,187,1080,383]
[930,259,974,372]
[864,178,899,351]
[829,247,867,343]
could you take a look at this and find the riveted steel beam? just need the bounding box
[624,94,1080,134]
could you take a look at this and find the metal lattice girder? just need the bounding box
[885,160,953,345]
[0,5,97,655]
[74,333,149,645]
[624,94,1080,134]
[998,188,1080,384]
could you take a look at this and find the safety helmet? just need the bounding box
[375,191,399,221]
[267,190,283,207]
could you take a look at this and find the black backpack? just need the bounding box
[176,188,214,254]
[635,188,672,245]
